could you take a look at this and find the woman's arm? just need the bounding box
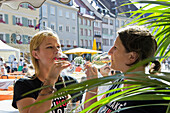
[17,78,56,113]
[84,62,99,113]
[17,61,71,113]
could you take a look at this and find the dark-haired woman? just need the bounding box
[84,26,169,113]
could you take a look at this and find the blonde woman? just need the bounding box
[12,30,71,113]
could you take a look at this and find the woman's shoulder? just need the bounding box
[15,76,42,88]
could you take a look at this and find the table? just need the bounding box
[0,79,15,89]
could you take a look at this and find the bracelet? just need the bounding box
[88,91,97,94]
[39,85,57,96]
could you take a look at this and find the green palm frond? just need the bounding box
[121,0,170,61]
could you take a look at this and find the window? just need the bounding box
[89,40,92,47]
[85,40,88,47]
[51,24,55,30]
[73,40,76,45]
[80,39,84,46]
[98,31,101,35]
[0,34,4,41]
[121,21,124,26]
[72,13,75,20]
[59,25,63,32]
[79,18,81,24]
[66,12,69,18]
[110,29,113,35]
[85,29,88,36]
[110,39,113,46]
[80,28,83,36]
[88,30,91,36]
[80,7,86,14]
[102,28,108,34]
[0,14,3,20]
[94,30,101,35]
[66,26,70,32]
[87,20,90,26]
[60,40,64,45]
[42,21,47,28]
[28,36,32,43]
[94,21,98,27]
[72,27,76,33]
[50,6,55,15]
[103,18,108,24]
[28,19,33,25]
[83,19,86,25]
[42,4,47,18]
[98,22,101,27]
[81,18,83,25]
[66,40,70,45]
[110,19,113,25]
[94,31,97,35]
[59,10,62,16]
[103,39,109,46]
[16,17,21,23]
[116,20,119,27]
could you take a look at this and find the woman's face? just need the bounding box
[35,36,61,68]
[100,64,111,77]
[108,36,130,72]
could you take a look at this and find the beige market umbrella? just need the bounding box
[63,47,102,56]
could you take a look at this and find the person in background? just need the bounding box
[0,58,4,66]
[22,63,28,73]
[4,63,11,73]
[98,63,111,77]
[12,29,82,113]
[11,58,18,73]
[84,26,169,113]
[75,65,82,72]
[0,66,8,79]
[71,60,75,65]
[18,59,24,71]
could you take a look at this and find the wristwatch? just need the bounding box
[59,0,71,4]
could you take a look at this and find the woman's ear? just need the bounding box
[128,52,139,64]
[32,50,39,59]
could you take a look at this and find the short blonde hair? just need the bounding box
[30,30,60,76]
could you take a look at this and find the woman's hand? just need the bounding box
[47,61,71,80]
[85,61,98,80]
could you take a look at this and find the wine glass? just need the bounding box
[55,51,68,61]
[92,52,111,68]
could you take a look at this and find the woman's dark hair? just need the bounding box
[118,26,157,67]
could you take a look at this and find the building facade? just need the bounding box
[0,3,39,62]
[39,0,78,60]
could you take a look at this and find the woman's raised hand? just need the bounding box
[48,61,71,80]
[85,61,98,80]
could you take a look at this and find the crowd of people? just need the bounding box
[0,57,28,78]
[10,26,169,113]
